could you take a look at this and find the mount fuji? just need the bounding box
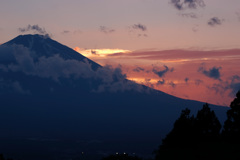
[0,34,228,160]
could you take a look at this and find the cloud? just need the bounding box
[18,24,51,37]
[131,24,147,31]
[170,0,205,10]
[207,75,240,98]
[61,30,82,35]
[128,23,148,38]
[141,78,154,89]
[133,67,145,72]
[207,17,222,26]
[169,81,176,88]
[198,66,222,80]
[91,50,97,55]
[62,30,71,34]
[152,65,174,78]
[99,26,115,34]
[228,75,240,96]
[0,44,144,93]
[185,77,189,83]
[157,79,165,85]
[179,13,198,18]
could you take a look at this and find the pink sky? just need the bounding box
[1,0,240,106]
[77,49,240,106]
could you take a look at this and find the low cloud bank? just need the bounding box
[0,44,144,93]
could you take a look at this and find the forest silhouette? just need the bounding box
[155,91,240,160]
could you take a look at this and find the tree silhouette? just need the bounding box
[0,154,13,160]
[0,154,4,160]
[160,108,195,148]
[195,103,221,142]
[223,91,240,143]
[155,104,222,159]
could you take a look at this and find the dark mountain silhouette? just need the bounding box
[0,34,228,160]
[4,34,100,68]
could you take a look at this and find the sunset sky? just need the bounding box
[0,0,240,106]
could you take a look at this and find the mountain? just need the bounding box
[0,35,228,160]
[3,34,100,70]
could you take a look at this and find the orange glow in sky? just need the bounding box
[75,48,240,106]
[74,47,130,58]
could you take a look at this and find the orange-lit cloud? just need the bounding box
[74,48,240,106]
[74,47,130,58]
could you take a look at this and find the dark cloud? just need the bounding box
[170,0,205,10]
[169,81,176,88]
[142,78,154,89]
[128,23,148,37]
[133,67,145,72]
[18,24,51,37]
[132,24,147,31]
[157,79,165,85]
[207,75,240,99]
[99,26,115,34]
[91,50,97,55]
[0,44,144,93]
[152,65,174,78]
[179,13,198,18]
[228,75,240,96]
[198,66,222,80]
[208,17,222,26]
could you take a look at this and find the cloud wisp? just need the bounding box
[179,13,198,18]
[18,24,51,37]
[132,24,147,32]
[198,66,222,80]
[133,67,145,72]
[128,23,148,37]
[208,17,222,27]
[152,65,174,78]
[170,0,205,11]
[99,26,115,34]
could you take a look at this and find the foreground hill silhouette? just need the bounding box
[0,34,228,160]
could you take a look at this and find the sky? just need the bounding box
[0,0,240,106]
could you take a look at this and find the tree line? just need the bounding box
[155,91,240,160]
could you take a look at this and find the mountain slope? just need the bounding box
[3,34,100,70]
[0,34,228,160]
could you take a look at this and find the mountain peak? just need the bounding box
[3,34,100,69]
